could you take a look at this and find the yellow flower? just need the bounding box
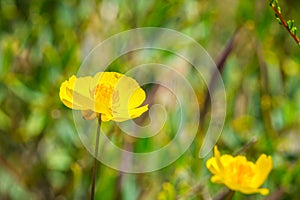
[157,182,176,200]
[59,72,148,122]
[206,146,272,195]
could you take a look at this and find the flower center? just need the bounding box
[93,84,114,106]
[228,160,255,185]
[92,83,120,108]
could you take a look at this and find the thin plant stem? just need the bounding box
[233,137,257,156]
[91,114,102,200]
[223,190,235,200]
[214,189,235,200]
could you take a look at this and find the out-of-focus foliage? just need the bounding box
[0,0,300,199]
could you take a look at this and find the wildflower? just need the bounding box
[59,72,148,122]
[206,146,272,195]
[157,182,176,200]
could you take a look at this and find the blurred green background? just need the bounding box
[1,0,300,199]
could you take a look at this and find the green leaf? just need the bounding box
[287,20,294,30]
[291,27,297,35]
[277,6,281,13]
[275,14,282,25]
[275,0,279,8]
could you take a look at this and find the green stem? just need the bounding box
[91,114,102,200]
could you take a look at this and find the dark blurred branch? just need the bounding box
[192,28,240,175]
[233,137,257,156]
[135,84,160,125]
[266,188,285,200]
[0,154,20,181]
[213,189,235,200]
[200,28,240,125]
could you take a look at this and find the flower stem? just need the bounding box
[224,190,235,200]
[91,114,102,200]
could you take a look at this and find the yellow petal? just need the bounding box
[219,154,234,168]
[73,75,93,98]
[214,146,224,172]
[236,186,269,195]
[91,72,123,88]
[113,75,146,109]
[59,75,94,110]
[128,104,148,118]
[252,154,272,188]
[112,105,149,122]
[258,188,270,195]
[206,158,219,174]
[60,96,84,110]
[101,113,113,122]
[59,76,81,109]
[128,88,146,109]
[230,155,250,166]
[93,100,112,115]
[211,175,224,184]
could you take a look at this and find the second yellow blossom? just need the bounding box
[206,146,272,195]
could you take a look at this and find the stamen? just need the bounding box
[93,84,114,106]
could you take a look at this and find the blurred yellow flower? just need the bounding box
[206,146,272,195]
[157,182,176,200]
[59,72,148,122]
